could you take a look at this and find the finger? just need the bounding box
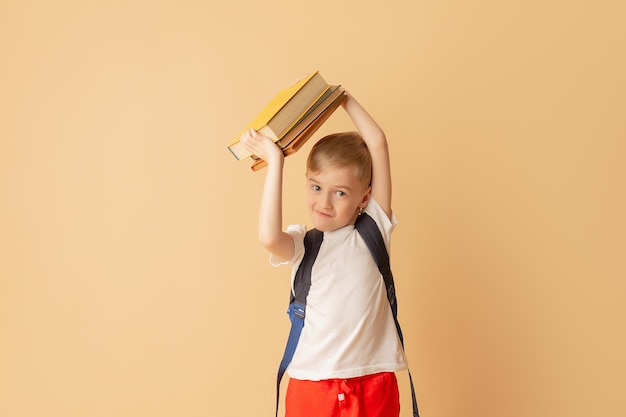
[241,129,253,142]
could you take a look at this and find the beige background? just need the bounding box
[1,1,625,416]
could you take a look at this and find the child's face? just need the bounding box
[306,165,371,232]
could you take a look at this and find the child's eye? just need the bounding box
[335,190,346,197]
[312,185,321,191]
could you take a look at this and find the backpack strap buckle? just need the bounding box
[288,301,306,320]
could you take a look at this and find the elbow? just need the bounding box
[258,232,280,252]
[368,135,388,153]
[258,231,294,261]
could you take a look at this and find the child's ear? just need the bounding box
[360,185,372,207]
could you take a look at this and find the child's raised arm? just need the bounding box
[240,128,295,261]
[341,90,393,218]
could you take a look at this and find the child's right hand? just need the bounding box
[239,128,284,166]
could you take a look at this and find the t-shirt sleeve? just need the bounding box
[364,197,398,253]
[269,224,307,267]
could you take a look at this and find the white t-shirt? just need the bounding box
[270,198,408,380]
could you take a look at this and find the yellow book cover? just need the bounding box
[228,71,329,160]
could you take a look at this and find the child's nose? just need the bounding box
[320,192,332,208]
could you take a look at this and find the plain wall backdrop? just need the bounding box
[1,1,625,416]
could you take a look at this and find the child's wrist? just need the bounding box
[265,151,285,167]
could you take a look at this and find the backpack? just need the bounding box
[275,212,420,417]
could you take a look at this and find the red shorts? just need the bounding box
[285,372,400,417]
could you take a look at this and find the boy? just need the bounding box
[240,89,407,417]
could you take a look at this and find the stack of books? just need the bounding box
[227,71,346,171]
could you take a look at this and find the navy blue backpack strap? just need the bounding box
[355,213,420,417]
[275,228,323,417]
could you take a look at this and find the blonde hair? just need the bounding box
[307,131,372,186]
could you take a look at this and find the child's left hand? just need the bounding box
[239,128,284,165]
